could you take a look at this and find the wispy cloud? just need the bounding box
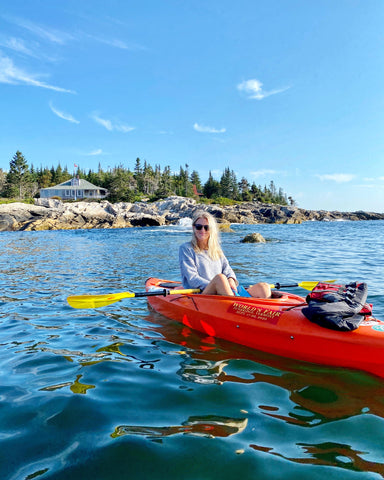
[91,113,135,132]
[316,173,356,183]
[49,102,79,123]
[86,34,147,51]
[251,169,279,178]
[157,130,174,135]
[0,52,75,93]
[85,149,103,156]
[3,15,74,45]
[193,123,226,133]
[0,37,38,57]
[237,79,290,100]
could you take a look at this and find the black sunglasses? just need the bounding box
[194,224,209,231]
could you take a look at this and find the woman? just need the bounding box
[179,210,271,297]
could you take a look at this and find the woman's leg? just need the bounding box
[248,282,271,299]
[202,274,234,296]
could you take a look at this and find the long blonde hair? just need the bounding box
[191,210,223,261]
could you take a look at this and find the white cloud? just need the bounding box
[3,16,74,45]
[315,173,356,183]
[86,149,103,156]
[193,123,226,133]
[92,114,113,131]
[86,34,147,51]
[0,37,36,57]
[237,78,289,100]
[117,124,136,133]
[2,15,146,55]
[49,102,79,124]
[0,52,75,93]
[91,113,135,132]
[157,130,174,135]
[251,169,279,178]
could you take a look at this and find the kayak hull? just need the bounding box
[145,278,384,379]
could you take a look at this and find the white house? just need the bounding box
[39,177,108,200]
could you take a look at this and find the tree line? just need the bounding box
[0,150,295,206]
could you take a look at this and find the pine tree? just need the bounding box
[5,151,32,199]
[134,158,144,193]
[203,171,220,198]
[190,170,202,192]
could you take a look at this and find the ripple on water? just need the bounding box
[1,223,384,479]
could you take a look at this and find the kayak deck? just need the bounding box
[145,277,384,379]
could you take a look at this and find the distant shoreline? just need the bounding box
[0,196,383,232]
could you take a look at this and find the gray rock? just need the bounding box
[0,196,382,232]
[240,233,266,243]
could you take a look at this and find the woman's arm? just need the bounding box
[221,255,238,286]
[179,243,210,290]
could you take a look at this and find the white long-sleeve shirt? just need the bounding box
[179,241,237,290]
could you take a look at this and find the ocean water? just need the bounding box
[1,220,384,480]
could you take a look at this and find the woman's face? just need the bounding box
[193,216,210,243]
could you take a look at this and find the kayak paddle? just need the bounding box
[271,280,336,291]
[67,288,201,309]
[67,280,336,309]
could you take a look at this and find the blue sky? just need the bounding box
[0,0,383,212]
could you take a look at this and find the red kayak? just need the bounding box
[145,277,384,379]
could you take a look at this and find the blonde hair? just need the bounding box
[191,210,223,261]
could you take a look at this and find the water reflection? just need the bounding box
[142,310,384,426]
[250,441,384,477]
[41,374,95,394]
[177,358,228,384]
[111,415,248,440]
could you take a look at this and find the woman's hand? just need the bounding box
[228,277,237,292]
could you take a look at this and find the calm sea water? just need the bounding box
[1,220,384,480]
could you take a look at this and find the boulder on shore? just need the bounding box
[0,196,383,232]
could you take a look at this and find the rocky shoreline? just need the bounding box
[0,196,383,232]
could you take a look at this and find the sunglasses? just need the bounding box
[194,224,209,231]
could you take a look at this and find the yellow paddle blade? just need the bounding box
[298,280,336,291]
[67,288,201,309]
[67,291,135,309]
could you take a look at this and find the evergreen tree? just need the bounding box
[155,165,173,198]
[230,170,239,200]
[5,151,32,199]
[134,157,144,193]
[39,168,53,188]
[108,167,136,202]
[220,168,238,199]
[190,170,202,193]
[239,177,252,201]
[203,171,220,198]
[142,162,157,195]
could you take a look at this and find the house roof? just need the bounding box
[41,178,106,191]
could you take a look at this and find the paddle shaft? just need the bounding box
[272,283,301,290]
[137,289,201,297]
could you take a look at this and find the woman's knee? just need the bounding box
[248,282,271,298]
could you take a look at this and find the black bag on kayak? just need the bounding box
[302,282,371,331]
